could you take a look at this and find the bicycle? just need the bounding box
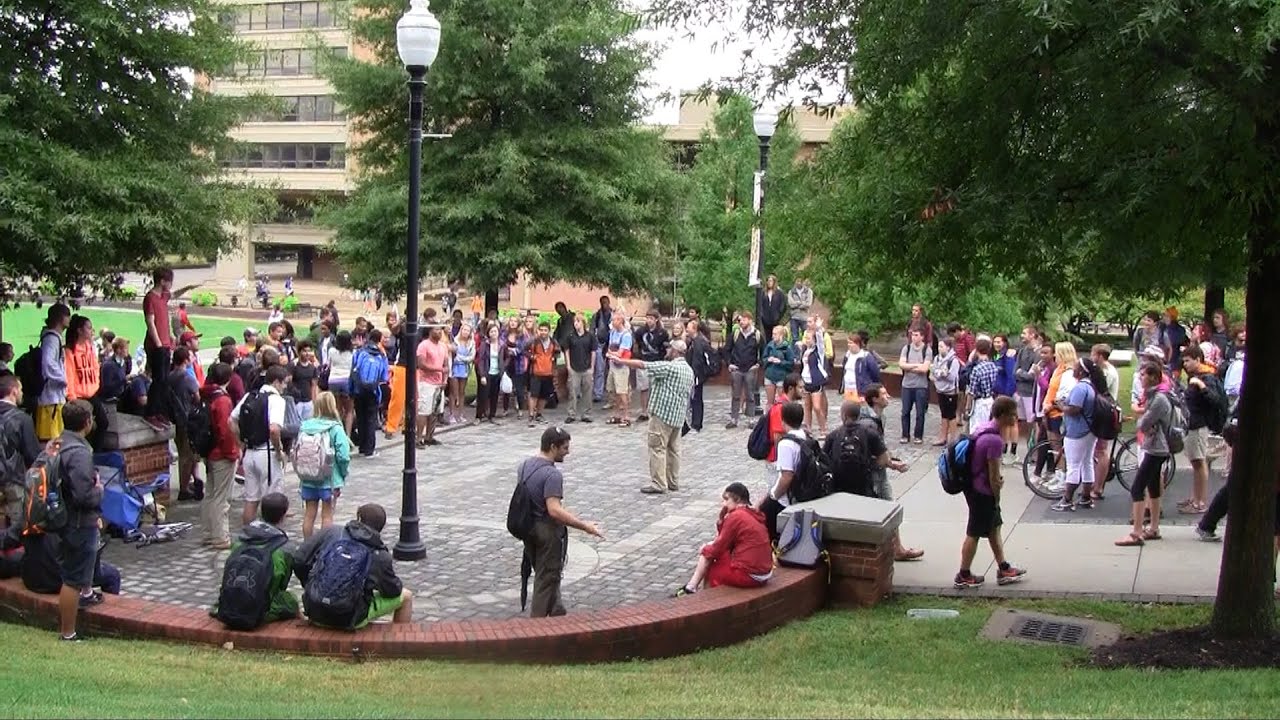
[1021,420,1065,500]
[1110,433,1177,494]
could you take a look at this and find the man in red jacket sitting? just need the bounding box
[674,482,774,596]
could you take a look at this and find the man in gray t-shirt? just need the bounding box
[520,427,604,618]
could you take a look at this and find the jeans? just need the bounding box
[730,367,758,422]
[567,369,593,419]
[1200,479,1231,533]
[354,391,379,455]
[144,346,171,420]
[479,373,502,419]
[508,372,528,413]
[788,318,806,344]
[592,347,607,401]
[689,382,705,431]
[900,386,928,440]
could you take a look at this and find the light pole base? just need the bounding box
[392,540,427,561]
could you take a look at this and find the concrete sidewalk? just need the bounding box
[886,437,1228,603]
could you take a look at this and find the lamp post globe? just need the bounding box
[393,0,440,562]
[753,107,778,143]
[396,0,441,70]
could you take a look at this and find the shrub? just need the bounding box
[191,291,218,307]
[281,295,300,312]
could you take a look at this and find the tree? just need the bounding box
[321,0,682,309]
[0,0,266,313]
[651,0,1280,638]
[677,94,806,319]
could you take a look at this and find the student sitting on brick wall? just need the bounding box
[673,482,774,597]
[211,492,299,630]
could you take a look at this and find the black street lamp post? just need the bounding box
[752,109,776,329]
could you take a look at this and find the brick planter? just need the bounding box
[98,404,174,499]
[778,493,903,609]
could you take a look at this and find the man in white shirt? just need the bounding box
[232,365,289,526]
[756,401,806,543]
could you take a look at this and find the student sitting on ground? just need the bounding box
[211,492,298,630]
[674,482,773,596]
[293,503,413,629]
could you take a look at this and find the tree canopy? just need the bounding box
[322,0,683,302]
[0,0,265,307]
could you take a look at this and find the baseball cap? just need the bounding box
[179,331,202,344]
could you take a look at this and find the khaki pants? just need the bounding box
[525,519,567,618]
[202,458,237,544]
[647,417,681,491]
[567,369,593,419]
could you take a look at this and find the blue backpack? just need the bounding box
[937,427,999,495]
[351,349,385,396]
[303,535,372,628]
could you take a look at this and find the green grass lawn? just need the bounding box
[0,305,268,353]
[2,598,1275,718]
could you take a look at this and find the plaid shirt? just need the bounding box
[968,359,999,399]
[643,358,695,427]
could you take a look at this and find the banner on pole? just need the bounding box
[748,171,763,287]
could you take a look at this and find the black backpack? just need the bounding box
[13,330,59,412]
[781,435,834,503]
[1087,388,1122,441]
[0,413,27,488]
[746,417,773,460]
[189,390,220,459]
[234,356,258,392]
[506,460,540,542]
[303,534,372,629]
[238,390,271,448]
[215,535,288,631]
[1198,374,1230,434]
[831,421,878,497]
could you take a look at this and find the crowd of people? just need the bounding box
[1,262,1269,637]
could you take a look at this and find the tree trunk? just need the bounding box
[1210,225,1279,639]
[1203,284,1225,325]
[485,289,500,319]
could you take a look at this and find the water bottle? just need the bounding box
[46,488,61,515]
[907,608,959,620]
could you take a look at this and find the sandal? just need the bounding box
[606,417,621,425]
[620,419,632,427]
[894,548,924,561]
[1178,502,1207,515]
[1176,498,1195,509]
[1114,533,1145,547]
[1142,529,1162,541]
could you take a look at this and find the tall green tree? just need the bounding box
[653,0,1279,637]
[0,0,265,311]
[322,0,681,307]
[677,94,803,319]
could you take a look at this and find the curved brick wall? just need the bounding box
[0,568,825,663]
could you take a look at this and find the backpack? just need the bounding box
[188,390,220,459]
[506,459,541,542]
[21,448,66,537]
[0,413,27,488]
[776,508,826,568]
[780,435,834,503]
[214,535,288,631]
[1087,388,1122,441]
[351,350,384,395]
[238,390,271,448]
[704,345,723,380]
[303,534,373,628]
[14,330,59,412]
[957,359,974,392]
[281,396,302,451]
[1163,392,1188,455]
[1198,374,1230,434]
[831,421,878,497]
[234,357,258,391]
[746,416,773,460]
[292,425,336,484]
[937,427,998,495]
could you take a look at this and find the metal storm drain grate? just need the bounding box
[980,609,1120,649]
[1012,617,1087,646]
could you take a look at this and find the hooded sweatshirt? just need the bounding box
[200,384,239,462]
[211,520,298,623]
[297,416,351,489]
[64,341,100,401]
[700,506,773,577]
[292,519,402,625]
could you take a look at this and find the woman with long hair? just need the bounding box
[799,328,828,435]
[1039,342,1078,489]
[476,323,503,423]
[298,392,351,540]
[448,323,475,424]
[501,315,529,417]
[326,330,356,438]
[64,314,107,448]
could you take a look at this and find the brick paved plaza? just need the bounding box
[103,388,1229,622]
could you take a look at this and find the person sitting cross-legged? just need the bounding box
[211,492,299,630]
[293,503,413,629]
[674,482,774,596]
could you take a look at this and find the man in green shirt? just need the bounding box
[609,339,695,495]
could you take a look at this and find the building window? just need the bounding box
[222,143,347,169]
[220,48,347,78]
[247,95,345,122]
[222,1,346,31]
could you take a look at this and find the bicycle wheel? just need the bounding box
[1023,440,1064,500]
[1161,452,1177,489]
[1112,436,1142,492]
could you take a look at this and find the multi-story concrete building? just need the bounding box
[207,3,847,309]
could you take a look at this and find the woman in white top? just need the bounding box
[799,328,829,436]
[326,330,356,438]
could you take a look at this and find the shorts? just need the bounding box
[35,404,63,442]
[417,382,444,416]
[1016,395,1037,423]
[59,525,100,590]
[872,471,894,502]
[938,393,958,421]
[241,447,284,503]
[1184,427,1209,461]
[354,590,405,629]
[606,367,630,394]
[1,483,24,525]
[964,491,1002,539]
[633,370,651,392]
[529,375,555,400]
[330,378,351,397]
[804,382,825,394]
[299,485,334,502]
[763,377,785,389]
[450,363,469,380]
[1046,416,1063,435]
